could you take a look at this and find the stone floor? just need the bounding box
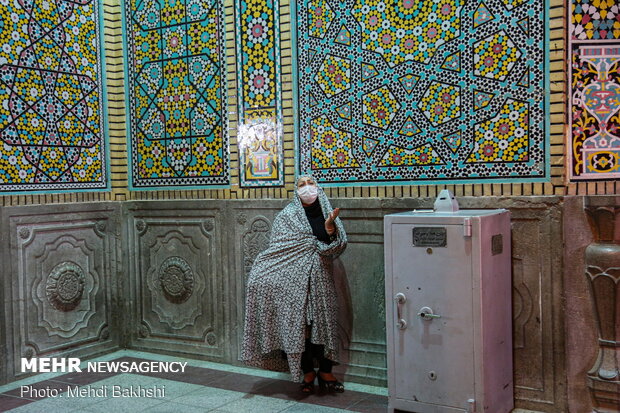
[0,351,387,413]
[0,350,542,413]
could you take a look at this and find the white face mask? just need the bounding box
[298,184,318,204]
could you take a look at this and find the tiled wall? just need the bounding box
[0,0,617,207]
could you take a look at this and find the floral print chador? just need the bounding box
[241,188,347,382]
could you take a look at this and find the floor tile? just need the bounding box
[0,395,32,412]
[253,379,308,402]
[2,380,70,401]
[347,394,389,413]
[141,401,211,413]
[145,365,229,387]
[294,388,371,410]
[2,354,389,413]
[50,371,119,386]
[282,402,350,412]
[79,395,164,412]
[5,389,104,413]
[214,394,296,413]
[207,373,278,394]
[170,386,244,409]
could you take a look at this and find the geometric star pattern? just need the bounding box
[419,82,461,126]
[293,0,548,184]
[125,0,229,188]
[0,0,107,192]
[467,99,529,162]
[311,115,360,169]
[352,0,462,66]
[473,31,522,81]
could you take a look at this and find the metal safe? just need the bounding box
[384,195,513,413]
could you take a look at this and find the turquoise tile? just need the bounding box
[344,382,388,396]
[100,373,204,399]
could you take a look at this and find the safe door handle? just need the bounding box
[395,293,407,330]
[418,306,441,321]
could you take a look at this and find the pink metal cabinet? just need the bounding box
[384,209,513,413]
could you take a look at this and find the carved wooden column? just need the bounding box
[585,196,620,412]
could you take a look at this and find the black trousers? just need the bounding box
[300,338,333,374]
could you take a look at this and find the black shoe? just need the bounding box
[317,372,344,393]
[300,371,316,394]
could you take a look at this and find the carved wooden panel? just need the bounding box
[4,205,119,381]
[127,203,226,360]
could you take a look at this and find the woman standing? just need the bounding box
[241,176,347,393]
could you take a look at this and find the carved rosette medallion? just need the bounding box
[146,230,206,331]
[139,323,150,338]
[159,257,194,304]
[237,213,248,225]
[46,262,85,312]
[23,346,35,360]
[18,227,30,240]
[203,219,215,233]
[135,220,147,233]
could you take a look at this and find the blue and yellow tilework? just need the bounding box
[293,0,548,184]
[124,0,229,188]
[0,0,107,192]
[235,0,284,187]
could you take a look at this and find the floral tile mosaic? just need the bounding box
[124,0,229,189]
[569,0,620,179]
[235,0,284,187]
[293,0,549,185]
[0,0,108,192]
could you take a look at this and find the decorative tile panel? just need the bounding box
[0,0,108,192]
[568,0,620,180]
[4,206,119,381]
[127,205,226,359]
[124,0,229,188]
[293,0,548,185]
[235,0,284,187]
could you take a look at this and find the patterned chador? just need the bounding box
[241,181,347,382]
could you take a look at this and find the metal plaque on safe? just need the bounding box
[412,227,447,247]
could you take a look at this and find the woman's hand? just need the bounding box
[325,208,340,236]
